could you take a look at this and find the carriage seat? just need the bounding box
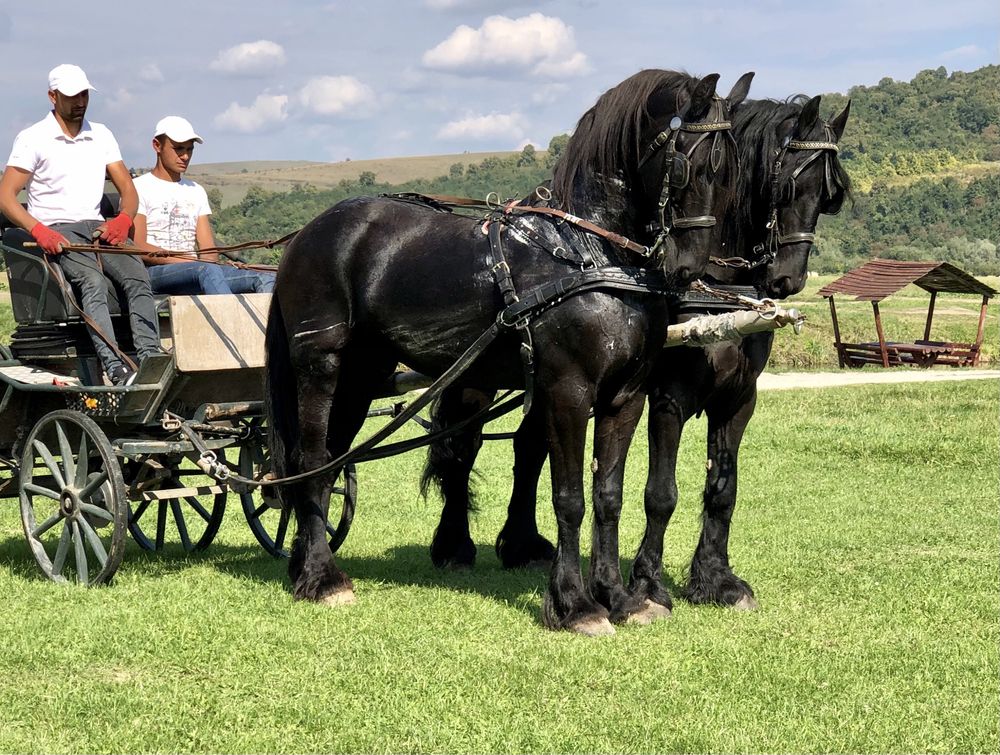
[1,196,125,325]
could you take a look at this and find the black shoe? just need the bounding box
[107,364,136,386]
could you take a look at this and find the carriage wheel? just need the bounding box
[127,475,227,552]
[237,436,357,558]
[19,410,127,585]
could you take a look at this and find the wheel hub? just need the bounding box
[59,489,78,518]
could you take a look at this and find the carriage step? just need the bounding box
[0,364,81,386]
[136,485,226,500]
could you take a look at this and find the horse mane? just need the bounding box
[551,69,698,213]
[726,96,853,252]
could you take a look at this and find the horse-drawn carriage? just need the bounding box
[0,226,360,584]
[1,68,850,636]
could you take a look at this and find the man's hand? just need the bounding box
[98,213,133,246]
[30,222,69,255]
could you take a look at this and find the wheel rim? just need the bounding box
[19,410,127,585]
[238,430,356,558]
[127,473,226,552]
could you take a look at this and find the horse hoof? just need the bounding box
[733,594,758,611]
[319,588,356,607]
[626,600,672,625]
[568,617,616,637]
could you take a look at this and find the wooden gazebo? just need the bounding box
[818,259,996,368]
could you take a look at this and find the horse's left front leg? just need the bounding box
[683,391,758,609]
[589,392,666,624]
[541,387,614,636]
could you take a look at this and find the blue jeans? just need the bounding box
[53,221,161,375]
[147,261,231,295]
[220,266,275,293]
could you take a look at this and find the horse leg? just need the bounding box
[628,390,688,616]
[425,386,492,569]
[286,354,355,605]
[541,388,614,636]
[683,392,758,609]
[495,408,556,569]
[588,392,662,624]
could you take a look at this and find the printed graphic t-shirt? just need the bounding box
[134,172,212,255]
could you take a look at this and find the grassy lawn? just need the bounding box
[0,379,996,753]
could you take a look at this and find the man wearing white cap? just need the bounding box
[0,64,161,386]
[132,116,274,295]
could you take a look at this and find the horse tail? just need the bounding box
[265,294,297,480]
[419,393,481,513]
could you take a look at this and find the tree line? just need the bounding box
[212,64,1000,274]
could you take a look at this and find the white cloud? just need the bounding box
[139,64,164,84]
[214,94,289,133]
[422,13,589,78]
[298,76,376,116]
[209,40,286,77]
[438,111,526,141]
[940,44,985,59]
[106,87,134,112]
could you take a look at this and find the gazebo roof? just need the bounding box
[817,259,997,302]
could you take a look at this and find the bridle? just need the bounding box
[753,122,843,262]
[638,95,734,263]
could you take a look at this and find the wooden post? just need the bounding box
[972,295,990,367]
[923,290,937,342]
[872,301,890,368]
[828,295,845,368]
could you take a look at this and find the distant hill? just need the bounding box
[187,152,541,207]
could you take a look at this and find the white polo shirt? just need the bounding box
[5,112,123,225]
[134,172,212,255]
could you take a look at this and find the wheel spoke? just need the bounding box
[79,502,113,522]
[130,499,151,524]
[32,439,66,490]
[155,502,167,550]
[52,521,72,576]
[170,499,192,551]
[54,421,77,486]
[72,521,89,583]
[274,509,290,552]
[24,482,62,501]
[183,496,212,523]
[325,521,337,538]
[75,433,90,489]
[251,501,268,521]
[78,517,109,567]
[31,511,64,539]
[78,470,109,499]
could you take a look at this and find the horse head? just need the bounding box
[550,70,749,286]
[635,71,752,286]
[756,96,852,298]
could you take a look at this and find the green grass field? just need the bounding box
[0,379,996,753]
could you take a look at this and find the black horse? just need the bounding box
[423,93,850,616]
[265,69,749,635]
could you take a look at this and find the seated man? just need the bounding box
[132,116,275,294]
[0,64,161,386]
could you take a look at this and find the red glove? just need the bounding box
[30,222,68,255]
[100,213,133,246]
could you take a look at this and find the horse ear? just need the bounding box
[796,95,821,135]
[683,73,720,118]
[726,71,755,109]
[828,99,851,141]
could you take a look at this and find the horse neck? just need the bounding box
[569,174,647,251]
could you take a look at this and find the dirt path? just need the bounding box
[758,368,1000,391]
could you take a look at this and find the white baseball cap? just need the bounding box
[48,64,96,96]
[153,115,204,144]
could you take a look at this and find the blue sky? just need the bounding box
[1,0,997,168]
